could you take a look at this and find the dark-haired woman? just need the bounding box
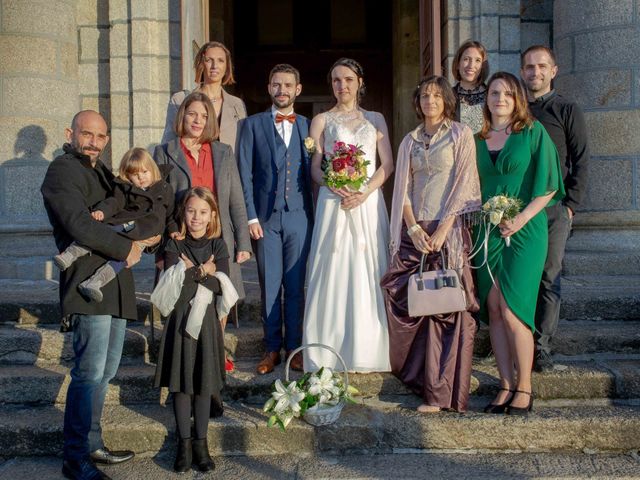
[475,72,564,415]
[154,92,251,374]
[452,40,489,133]
[161,41,246,152]
[381,76,481,413]
[302,58,394,372]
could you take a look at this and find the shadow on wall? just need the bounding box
[0,125,59,221]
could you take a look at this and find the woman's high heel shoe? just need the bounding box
[483,388,515,414]
[506,390,534,416]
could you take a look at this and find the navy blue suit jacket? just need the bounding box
[237,111,313,223]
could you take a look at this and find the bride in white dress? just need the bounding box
[303,58,394,372]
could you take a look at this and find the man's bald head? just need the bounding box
[65,110,109,165]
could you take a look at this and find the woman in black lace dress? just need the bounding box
[452,40,489,133]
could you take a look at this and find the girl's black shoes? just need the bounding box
[173,437,192,473]
[192,438,215,472]
[506,390,534,416]
[483,388,515,414]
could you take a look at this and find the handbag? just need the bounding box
[407,251,467,317]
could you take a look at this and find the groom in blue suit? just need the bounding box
[237,64,313,374]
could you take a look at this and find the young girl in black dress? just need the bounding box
[154,186,229,473]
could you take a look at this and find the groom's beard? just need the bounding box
[271,93,297,110]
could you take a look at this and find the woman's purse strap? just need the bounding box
[418,250,448,279]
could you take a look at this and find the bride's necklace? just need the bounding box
[335,104,359,114]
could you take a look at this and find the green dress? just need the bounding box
[474,121,565,331]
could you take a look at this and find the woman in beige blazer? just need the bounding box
[161,41,246,151]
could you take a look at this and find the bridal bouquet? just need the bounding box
[481,194,523,247]
[263,367,357,431]
[323,141,370,191]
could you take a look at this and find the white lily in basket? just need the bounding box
[307,368,341,405]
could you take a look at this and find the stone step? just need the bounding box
[563,250,640,276]
[1,401,639,457]
[3,452,640,479]
[223,320,640,360]
[560,275,640,320]
[3,319,640,369]
[3,354,640,406]
[0,256,56,281]
[0,323,151,366]
[3,272,639,325]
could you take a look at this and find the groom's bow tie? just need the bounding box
[275,113,296,124]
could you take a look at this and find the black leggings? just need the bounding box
[172,392,210,440]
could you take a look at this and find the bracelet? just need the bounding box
[407,224,422,236]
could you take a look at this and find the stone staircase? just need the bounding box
[1,256,640,465]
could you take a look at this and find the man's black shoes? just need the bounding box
[534,350,554,373]
[62,458,111,480]
[90,447,135,465]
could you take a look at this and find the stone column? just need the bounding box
[554,0,640,251]
[0,0,78,279]
[108,0,181,170]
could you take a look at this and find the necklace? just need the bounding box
[490,125,509,133]
[210,96,222,103]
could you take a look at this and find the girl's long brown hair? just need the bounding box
[179,186,221,239]
[479,71,533,140]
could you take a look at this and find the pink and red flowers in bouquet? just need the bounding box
[323,141,370,191]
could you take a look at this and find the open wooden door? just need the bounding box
[419,0,444,77]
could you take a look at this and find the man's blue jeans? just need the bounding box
[63,314,126,461]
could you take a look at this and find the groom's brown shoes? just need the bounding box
[256,351,281,375]
[286,351,304,372]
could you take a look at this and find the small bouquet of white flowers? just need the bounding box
[481,194,524,247]
[263,345,358,431]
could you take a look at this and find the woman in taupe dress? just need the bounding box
[381,76,481,413]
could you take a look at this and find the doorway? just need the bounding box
[212,0,393,131]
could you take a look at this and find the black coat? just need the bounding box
[154,235,229,395]
[94,164,177,239]
[41,144,137,326]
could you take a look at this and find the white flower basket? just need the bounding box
[285,343,349,426]
[304,402,344,426]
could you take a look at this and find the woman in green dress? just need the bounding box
[474,72,565,415]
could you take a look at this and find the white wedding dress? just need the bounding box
[303,110,391,372]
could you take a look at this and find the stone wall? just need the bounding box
[87,0,182,170]
[0,0,78,225]
[553,0,640,241]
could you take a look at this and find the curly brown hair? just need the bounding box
[412,76,457,121]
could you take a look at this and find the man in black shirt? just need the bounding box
[520,45,590,372]
[42,111,160,479]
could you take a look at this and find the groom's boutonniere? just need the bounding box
[304,137,316,155]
